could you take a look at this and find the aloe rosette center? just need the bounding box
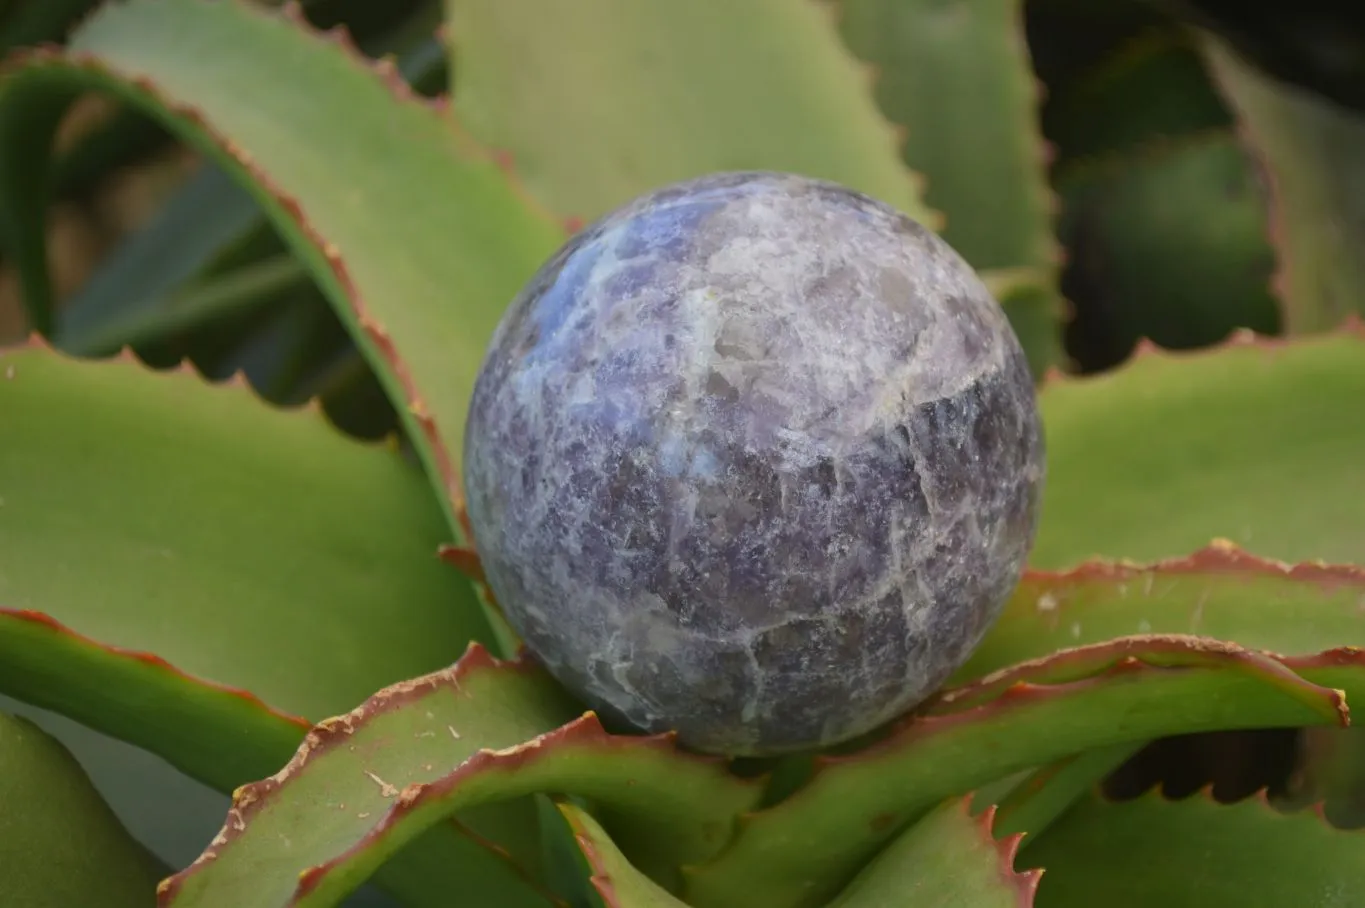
[463,171,1045,756]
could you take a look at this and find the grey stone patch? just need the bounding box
[464,171,1045,756]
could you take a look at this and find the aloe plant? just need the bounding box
[3,1,1365,906]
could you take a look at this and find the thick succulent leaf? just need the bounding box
[160,645,762,908]
[683,641,1348,908]
[824,797,1039,907]
[955,544,1365,682]
[833,0,1063,372]
[58,0,449,364]
[0,709,166,908]
[0,341,531,908]
[0,340,493,748]
[0,0,567,560]
[933,635,1345,718]
[559,802,682,908]
[1202,37,1365,333]
[1023,788,1365,906]
[990,743,1142,843]
[1032,327,1365,567]
[448,0,932,226]
[835,0,1056,273]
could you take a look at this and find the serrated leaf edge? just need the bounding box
[802,0,941,230]
[1037,311,1365,389]
[929,633,1349,725]
[6,0,567,544]
[157,642,757,906]
[1021,537,1365,587]
[829,0,1059,264]
[969,800,1043,906]
[1,331,408,453]
[0,605,310,731]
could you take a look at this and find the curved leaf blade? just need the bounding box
[0,709,166,908]
[1032,327,1365,567]
[160,646,762,908]
[1023,788,1365,906]
[0,340,537,906]
[835,0,1056,273]
[1202,37,1365,334]
[0,0,567,557]
[449,0,932,226]
[955,543,1365,684]
[825,797,1039,907]
[684,649,1350,908]
[0,339,493,729]
[559,802,685,908]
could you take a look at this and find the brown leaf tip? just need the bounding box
[436,543,486,583]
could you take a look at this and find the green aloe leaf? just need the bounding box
[1202,37,1365,334]
[990,743,1142,843]
[1,709,166,908]
[684,639,1349,908]
[0,0,567,571]
[448,0,932,226]
[558,801,682,908]
[57,0,449,362]
[0,341,547,908]
[1023,788,1365,906]
[161,646,762,908]
[0,340,494,760]
[1032,328,1365,567]
[824,797,1040,907]
[956,544,1365,682]
[834,0,1056,273]
[833,0,1064,372]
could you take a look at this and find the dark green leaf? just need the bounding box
[1203,36,1365,334]
[1025,788,1365,907]
[824,796,1039,907]
[449,0,932,225]
[0,708,166,908]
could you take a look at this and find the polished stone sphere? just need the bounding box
[463,171,1045,755]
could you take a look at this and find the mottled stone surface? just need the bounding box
[463,171,1045,756]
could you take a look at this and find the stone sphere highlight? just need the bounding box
[463,171,1045,756]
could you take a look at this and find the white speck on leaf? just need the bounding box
[364,770,398,798]
[1036,593,1057,612]
[448,725,461,740]
[1070,622,1082,639]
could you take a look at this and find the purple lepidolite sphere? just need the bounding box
[463,171,1045,756]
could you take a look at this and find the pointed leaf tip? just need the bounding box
[958,546,1365,689]
[686,634,1351,908]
